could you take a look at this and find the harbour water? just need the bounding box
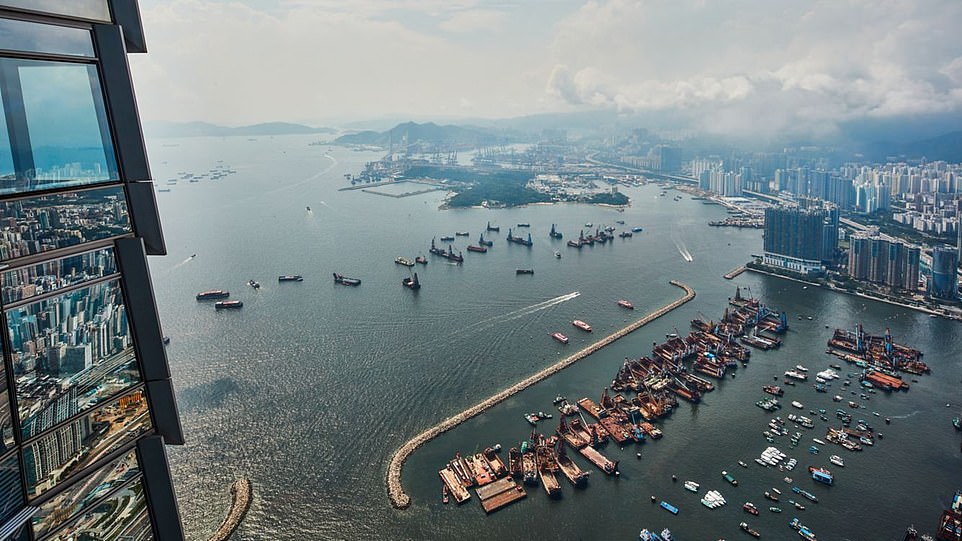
[147,135,962,540]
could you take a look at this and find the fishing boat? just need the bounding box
[743,502,759,515]
[333,273,361,286]
[740,522,761,538]
[551,332,569,344]
[214,300,243,310]
[572,320,592,332]
[617,299,634,310]
[395,256,414,267]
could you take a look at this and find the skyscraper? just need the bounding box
[762,205,835,274]
[929,245,960,300]
[0,3,184,540]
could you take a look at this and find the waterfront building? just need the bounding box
[847,234,921,291]
[0,3,184,540]
[929,245,960,300]
[762,203,839,274]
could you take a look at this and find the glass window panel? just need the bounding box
[31,450,139,538]
[0,1,111,22]
[0,388,12,453]
[9,278,141,439]
[1,246,117,305]
[0,18,94,57]
[0,102,12,179]
[22,387,152,499]
[9,59,119,193]
[0,185,130,262]
[44,478,152,541]
[0,452,24,525]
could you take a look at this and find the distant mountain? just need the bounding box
[144,121,336,138]
[861,131,962,162]
[333,121,517,147]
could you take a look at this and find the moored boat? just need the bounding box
[740,522,761,538]
[467,245,488,253]
[808,466,833,486]
[214,300,243,310]
[333,273,361,286]
[829,455,844,467]
[196,290,230,300]
[551,332,569,344]
[278,275,303,282]
[684,480,699,493]
[516,268,534,275]
[415,255,428,265]
[660,500,679,515]
[395,256,415,267]
[743,502,759,515]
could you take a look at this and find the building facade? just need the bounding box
[762,204,837,274]
[0,3,184,540]
[929,245,960,300]
[847,234,921,291]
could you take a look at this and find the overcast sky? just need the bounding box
[131,0,962,137]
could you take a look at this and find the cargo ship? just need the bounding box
[196,290,230,300]
[506,228,533,246]
[214,300,243,310]
[333,273,361,286]
[395,256,414,267]
[278,275,303,282]
[617,299,634,310]
[478,233,493,247]
[572,320,592,332]
[808,466,833,485]
[486,221,500,232]
[402,273,420,290]
[516,269,534,275]
[551,332,569,344]
[549,224,563,239]
[467,245,487,253]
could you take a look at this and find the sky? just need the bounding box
[130,0,962,138]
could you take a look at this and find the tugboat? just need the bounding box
[196,290,230,300]
[247,279,260,289]
[442,485,449,504]
[415,255,428,265]
[333,273,361,286]
[617,299,634,310]
[572,320,592,332]
[549,224,563,239]
[402,272,421,290]
[551,332,569,344]
[395,256,415,267]
[739,522,761,538]
[278,275,303,282]
[214,300,243,310]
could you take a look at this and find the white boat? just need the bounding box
[796,364,808,372]
[791,401,804,409]
[812,438,826,445]
[684,480,700,493]
[829,455,845,467]
[700,489,726,509]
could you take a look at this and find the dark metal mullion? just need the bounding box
[0,50,96,64]
[0,60,34,189]
[0,300,29,535]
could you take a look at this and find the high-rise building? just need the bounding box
[0,3,184,540]
[762,205,834,274]
[847,234,920,291]
[929,245,960,300]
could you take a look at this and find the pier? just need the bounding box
[387,281,695,509]
[207,478,253,541]
[723,265,747,280]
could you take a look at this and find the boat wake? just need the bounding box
[887,410,922,420]
[168,255,196,271]
[500,292,581,322]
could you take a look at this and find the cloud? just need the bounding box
[438,9,507,33]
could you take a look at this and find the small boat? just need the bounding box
[617,299,634,310]
[440,235,455,242]
[812,438,825,445]
[415,255,428,265]
[247,279,260,289]
[769,506,782,513]
[739,522,761,538]
[954,417,961,431]
[791,401,804,409]
[306,206,311,212]
[402,273,421,290]
[214,300,243,310]
[659,501,679,515]
[196,290,230,300]
[455,231,470,236]
[829,455,844,467]
[619,231,633,238]
[722,471,739,486]
[162,336,171,345]
[738,461,749,468]
[516,223,530,227]
[764,491,778,502]
[632,227,643,232]
[660,529,673,541]
[572,320,592,332]
[799,526,817,541]
[516,269,534,275]
[684,480,699,493]
[743,502,759,515]
[808,466,833,486]
[551,332,569,344]
[554,251,562,258]
[395,256,415,267]
[442,485,449,504]
[278,275,303,282]
[333,273,361,286]
[585,222,593,227]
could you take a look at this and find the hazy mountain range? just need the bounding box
[144,121,336,138]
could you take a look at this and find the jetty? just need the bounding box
[723,265,747,280]
[387,281,695,509]
[207,478,253,541]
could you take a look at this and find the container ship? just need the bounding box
[617,299,634,310]
[214,300,243,309]
[196,290,230,300]
[572,320,592,332]
[402,273,420,290]
[551,332,569,344]
[278,275,303,282]
[395,256,414,267]
[506,228,533,246]
[549,224,563,239]
[333,273,361,286]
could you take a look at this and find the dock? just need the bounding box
[206,478,253,541]
[439,467,471,504]
[723,265,747,280]
[387,281,696,509]
[476,477,526,513]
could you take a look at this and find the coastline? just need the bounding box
[386,281,695,509]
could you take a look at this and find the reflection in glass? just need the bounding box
[0,185,130,261]
[10,278,141,438]
[45,478,152,541]
[0,1,111,22]
[0,18,94,56]
[23,388,151,499]
[32,450,139,538]
[1,246,117,304]
[0,452,24,525]
[0,388,12,452]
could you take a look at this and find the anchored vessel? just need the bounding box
[395,256,415,267]
[214,300,243,310]
[549,224,563,239]
[572,320,592,332]
[333,273,361,286]
[196,290,230,300]
[402,273,421,290]
[506,228,533,246]
[278,275,303,282]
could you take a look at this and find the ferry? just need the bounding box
[516,269,534,275]
[333,273,361,286]
[808,466,833,486]
[278,275,303,282]
[829,455,844,467]
[617,299,634,310]
[395,256,415,267]
[572,320,592,332]
[196,290,230,300]
[214,300,243,310]
[551,332,569,344]
[739,522,761,538]
[743,502,759,515]
[402,273,420,290]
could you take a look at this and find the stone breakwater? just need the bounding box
[386,281,695,509]
[207,478,253,541]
